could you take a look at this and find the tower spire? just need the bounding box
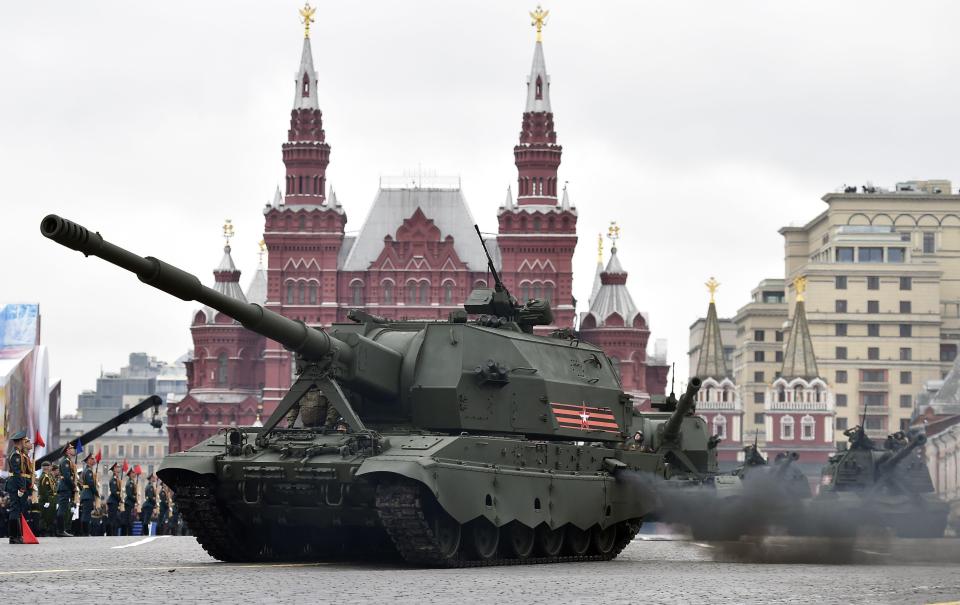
[781,275,819,380]
[696,277,729,380]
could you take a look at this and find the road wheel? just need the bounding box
[503,522,535,559]
[564,525,590,556]
[534,524,564,557]
[468,517,500,560]
[426,503,462,560]
[590,524,618,556]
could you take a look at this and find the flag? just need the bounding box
[122,459,129,473]
[95,449,102,464]
[134,464,142,475]
[34,430,45,448]
[20,515,38,545]
[75,439,83,455]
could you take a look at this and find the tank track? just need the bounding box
[376,481,638,567]
[170,475,263,563]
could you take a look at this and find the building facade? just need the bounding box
[168,15,669,452]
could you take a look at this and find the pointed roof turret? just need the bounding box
[588,233,603,308]
[583,223,644,327]
[780,276,819,380]
[293,4,319,110]
[695,277,730,380]
[202,221,247,322]
[245,240,268,306]
[525,5,552,112]
[501,186,515,211]
[272,185,283,208]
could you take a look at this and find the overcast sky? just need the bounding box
[2,1,959,414]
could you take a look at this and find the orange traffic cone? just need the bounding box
[20,515,38,544]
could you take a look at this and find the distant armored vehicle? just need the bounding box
[42,215,716,565]
[810,426,949,538]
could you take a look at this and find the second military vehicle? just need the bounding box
[41,215,715,566]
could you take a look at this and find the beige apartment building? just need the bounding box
[690,180,960,444]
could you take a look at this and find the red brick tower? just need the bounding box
[260,25,346,414]
[168,223,261,452]
[497,19,577,329]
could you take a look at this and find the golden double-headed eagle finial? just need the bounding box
[300,3,316,39]
[606,221,620,244]
[258,239,267,263]
[794,275,807,302]
[706,277,720,304]
[222,219,235,246]
[530,5,549,42]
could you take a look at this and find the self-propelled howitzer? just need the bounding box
[41,214,681,566]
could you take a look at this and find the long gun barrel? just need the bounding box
[662,377,702,443]
[41,215,350,364]
[877,433,927,474]
[36,395,162,466]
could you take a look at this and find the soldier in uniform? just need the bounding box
[5,430,29,544]
[156,482,169,535]
[78,453,98,536]
[141,473,157,536]
[122,469,138,536]
[37,461,58,536]
[106,463,122,536]
[285,385,339,428]
[56,441,77,537]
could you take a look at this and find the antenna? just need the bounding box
[474,225,510,298]
[754,428,759,448]
[670,363,676,397]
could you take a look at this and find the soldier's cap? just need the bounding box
[10,429,27,441]
[41,461,52,469]
[65,441,77,450]
[83,453,95,462]
[109,463,119,471]
[126,469,136,477]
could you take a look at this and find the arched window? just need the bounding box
[313,176,319,195]
[521,284,530,301]
[308,284,317,305]
[383,282,394,304]
[544,283,554,305]
[535,76,543,99]
[794,385,804,403]
[298,282,306,304]
[299,215,306,230]
[781,415,795,440]
[443,282,453,304]
[406,282,417,305]
[713,415,727,439]
[533,282,542,300]
[216,353,228,386]
[351,282,364,306]
[418,282,429,305]
[533,217,542,231]
[302,72,310,97]
[801,415,816,440]
[286,283,294,304]
[777,385,786,403]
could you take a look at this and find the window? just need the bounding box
[836,346,848,360]
[941,344,958,362]
[900,324,912,337]
[868,324,880,337]
[754,330,765,342]
[835,276,847,289]
[775,351,783,363]
[864,416,883,431]
[836,248,854,263]
[118,445,125,457]
[900,301,911,314]
[712,415,727,439]
[835,300,847,313]
[753,392,765,404]
[781,416,795,440]
[754,413,765,424]
[148,445,155,458]
[900,371,912,385]
[836,417,848,430]
[544,283,554,305]
[836,370,848,384]
[861,369,886,382]
[867,300,879,314]
[443,283,453,305]
[102,445,110,458]
[900,395,913,408]
[754,351,765,362]
[867,276,880,290]
[133,445,141,458]
[868,347,880,360]
[923,232,936,253]
[835,323,847,336]
[286,283,294,304]
[862,392,886,407]
[406,283,417,305]
[836,394,847,407]
[801,415,815,440]
[383,282,393,304]
[858,247,883,263]
[297,282,305,305]
[775,330,784,342]
[900,347,912,361]
[418,282,429,305]
[888,247,905,263]
[351,282,364,306]
[217,353,228,386]
[900,276,912,290]
[754,371,764,383]
[308,284,317,305]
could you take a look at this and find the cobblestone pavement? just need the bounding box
[1,535,958,605]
